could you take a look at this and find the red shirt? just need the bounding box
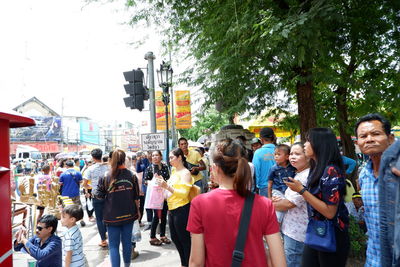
[187,189,279,267]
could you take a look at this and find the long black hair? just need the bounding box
[306,128,344,188]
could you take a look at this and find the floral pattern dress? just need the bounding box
[308,165,349,230]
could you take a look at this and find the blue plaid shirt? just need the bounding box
[359,160,380,267]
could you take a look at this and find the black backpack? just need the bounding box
[103,169,138,226]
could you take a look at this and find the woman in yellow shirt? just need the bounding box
[156,148,193,267]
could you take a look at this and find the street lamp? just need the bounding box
[157,61,173,165]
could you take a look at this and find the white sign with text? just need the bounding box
[141,133,166,151]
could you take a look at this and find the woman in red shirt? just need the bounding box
[187,139,286,267]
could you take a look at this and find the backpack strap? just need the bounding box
[231,193,255,267]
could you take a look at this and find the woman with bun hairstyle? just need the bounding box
[285,128,349,267]
[155,148,193,267]
[186,139,285,267]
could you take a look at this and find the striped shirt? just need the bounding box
[62,225,85,267]
[359,160,380,267]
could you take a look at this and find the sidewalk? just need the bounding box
[13,197,181,266]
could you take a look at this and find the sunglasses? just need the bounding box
[36,226,47,231]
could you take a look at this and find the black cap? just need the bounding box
[66,160,74,167]
[260,127,275,138]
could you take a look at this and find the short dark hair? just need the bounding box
[65,160,74,167]
[74,158,79,164]
[355,113,391,136]
[62,204,84,221]
[38,214,58,234]
[178,137,188,144]
[91,148,103,160]
[41,164,50,173]
[102,155,109,163]
[276,144,291,155]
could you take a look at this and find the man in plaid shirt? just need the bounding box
[355,113,395,267]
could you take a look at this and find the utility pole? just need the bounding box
[145,52,157,133]
[169,51,177,148]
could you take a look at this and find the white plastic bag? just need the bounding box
[86,198,93,211]
[131,220,142,242]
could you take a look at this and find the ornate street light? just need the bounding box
[157,61,173,165]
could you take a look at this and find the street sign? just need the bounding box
[141,133,166,151]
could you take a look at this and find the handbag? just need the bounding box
[188,184,201,201]
[186,162,200,175]
[231,193,255,267]
[144,180,165,210]
[304,218,336,252]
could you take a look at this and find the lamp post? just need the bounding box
[157,61,173,165]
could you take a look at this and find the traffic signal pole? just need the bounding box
[145,52,157,133]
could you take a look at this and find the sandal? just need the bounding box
[149,238,162,246]
[160,236,171,244]
[98,240,108,247]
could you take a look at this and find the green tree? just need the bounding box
[124,0,400,154]
[178,108,229,141]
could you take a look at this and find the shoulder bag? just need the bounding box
[304,217,336,252]
[231,193,255,267]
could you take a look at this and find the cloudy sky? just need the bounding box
[0,0,191,126]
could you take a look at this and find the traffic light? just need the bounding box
[123,69,145,111]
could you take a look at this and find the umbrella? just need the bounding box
[55,152,77,160]
[197,135,209,144]
[188,140,204,148]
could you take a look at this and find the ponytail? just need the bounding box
[233,157,251,197]
[212,139,251,197]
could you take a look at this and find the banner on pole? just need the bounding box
[155,91,171,131]
[175,90,192,129]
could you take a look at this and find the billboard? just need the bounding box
[79,119,100,145]
[10,116,62,142]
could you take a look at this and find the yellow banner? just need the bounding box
[156,91,171,131]
[175,90,192,129]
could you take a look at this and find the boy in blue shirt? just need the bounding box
[267,144,296,223]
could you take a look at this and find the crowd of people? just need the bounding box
[11,112,400,267]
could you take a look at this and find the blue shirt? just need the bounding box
[252,143,276,189]
[14,234,62,267]
[359,160,381,267]
[267,164,296,193]
[342,156,357,175]
[60,168,82,197]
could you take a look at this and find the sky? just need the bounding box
[0,0,192,126]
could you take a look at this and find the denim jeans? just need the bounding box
[258,187,268,198]
[194,179,203,193]
[108,222,134,266]
[283,234,304,267]
[378,140,400,267]
[93,198,107,241]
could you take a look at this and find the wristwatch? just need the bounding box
[299,187,307,195]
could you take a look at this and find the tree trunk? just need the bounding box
[296,68,317,142]
[335,86,358,186]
